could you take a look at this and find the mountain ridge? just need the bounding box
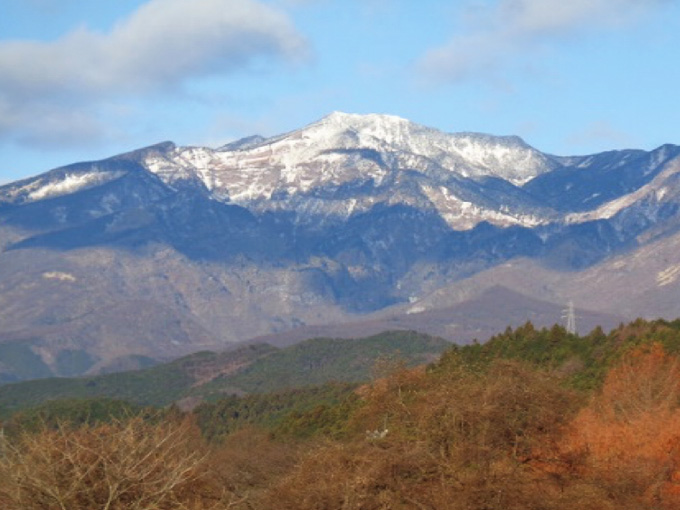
[1,112,679,381]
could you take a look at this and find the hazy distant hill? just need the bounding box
[0,331,450,415]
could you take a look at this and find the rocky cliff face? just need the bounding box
[1,112,679,380]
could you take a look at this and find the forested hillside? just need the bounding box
[0,331,449,416]
[2,319,680,509]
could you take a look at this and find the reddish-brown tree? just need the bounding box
[560,343,680,509]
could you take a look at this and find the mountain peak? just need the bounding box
[138,111,557,214]
[320,111,410,127]
[298,111,416,147]
[288,112,552,185]
[313,112,529,149]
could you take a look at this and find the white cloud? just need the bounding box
[0,0,308,147]
[419,0,668,84]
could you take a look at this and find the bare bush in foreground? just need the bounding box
[0,417,227,510]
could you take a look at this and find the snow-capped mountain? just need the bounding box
[1,112,680,381]
[143,112,559,230]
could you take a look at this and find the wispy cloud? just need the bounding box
[0,0,308,147]
[418,0,669,85]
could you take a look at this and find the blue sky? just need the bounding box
[1,0,679,183]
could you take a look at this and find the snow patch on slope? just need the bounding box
[420,184,546,229]
[566,159,680,224]
[657,265,680,286]
[25,171,126,202]
[42,271,77,282]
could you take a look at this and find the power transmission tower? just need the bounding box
[562,300,577,334]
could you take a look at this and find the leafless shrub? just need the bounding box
[0,417,230,510]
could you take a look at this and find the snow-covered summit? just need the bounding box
[138,112,564,229]
[275,111,554,186]
[145,111,555,196]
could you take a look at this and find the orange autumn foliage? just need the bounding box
[269,361,587,510]
[561,343,680,509]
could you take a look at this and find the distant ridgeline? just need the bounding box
[0,331,449,418]
[2,318,680,428]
